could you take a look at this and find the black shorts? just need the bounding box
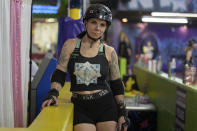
[71,91,118,125]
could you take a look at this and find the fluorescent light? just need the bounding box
[151,12,197,18]
[142,16,188,24]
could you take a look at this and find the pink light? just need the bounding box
[137,23,147,30]
[179,25,188,34]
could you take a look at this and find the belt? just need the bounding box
[72,89,109,100]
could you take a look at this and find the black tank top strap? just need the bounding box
[71,39,105,57]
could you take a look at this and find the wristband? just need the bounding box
[44,88,59,105]
[48,88,59,97]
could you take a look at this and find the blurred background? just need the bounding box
[31,0,197,73]
[1,0,197,129]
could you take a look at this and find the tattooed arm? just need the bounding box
[108,47,128,131]
[42,39,76,108]
[108,48,124,103]
[51,39,76,91]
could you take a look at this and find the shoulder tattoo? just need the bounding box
[109,50,120,80]
[58,43,70,71]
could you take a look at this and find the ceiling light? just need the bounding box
[151,12,197,18]
[142,16,188,24]
[122,18,128,23]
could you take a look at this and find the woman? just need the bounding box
[42,4,129,131]
[143,41,154,60]
[184,39,197,66]
[118,31,132,74]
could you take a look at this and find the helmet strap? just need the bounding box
[86,32,101,43]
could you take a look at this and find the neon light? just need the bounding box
[33,5,59,10]
[33,10,58,14]
[32,5,59,14]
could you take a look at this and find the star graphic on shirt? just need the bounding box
[74,61,101,86]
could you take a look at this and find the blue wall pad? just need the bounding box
[36,57,57,115]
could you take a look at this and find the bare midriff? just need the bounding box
[73,90,102,95]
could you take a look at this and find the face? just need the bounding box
[147,41,152,46]
[193,44,197,48]
[85,18,107,39]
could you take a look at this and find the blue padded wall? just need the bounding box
[36,58,57,115]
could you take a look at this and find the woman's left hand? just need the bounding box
[118,116,128,131]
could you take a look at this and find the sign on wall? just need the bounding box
[175,86,187,131]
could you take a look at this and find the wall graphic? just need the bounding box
[112,20,197,72]
[118,0,197,13]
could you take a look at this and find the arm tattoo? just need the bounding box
[51,82,62,91]
[109,50,120,80]
[117,100,124,105]
[114,95,125,107]
[58,43,70,71]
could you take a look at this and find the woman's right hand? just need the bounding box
[41,88,59,109]
[42,95,58,109]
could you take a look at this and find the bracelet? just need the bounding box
[48,88,59,97]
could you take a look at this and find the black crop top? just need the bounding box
[67,39,110,91]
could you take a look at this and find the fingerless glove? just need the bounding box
[44,88,59,105]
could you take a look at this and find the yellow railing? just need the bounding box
[0,82,73,131]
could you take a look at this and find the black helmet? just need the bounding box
[188,39,197,47]
[83,4,112,26]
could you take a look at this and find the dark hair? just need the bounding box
[83,4,112,26]
[188,39,197,47]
